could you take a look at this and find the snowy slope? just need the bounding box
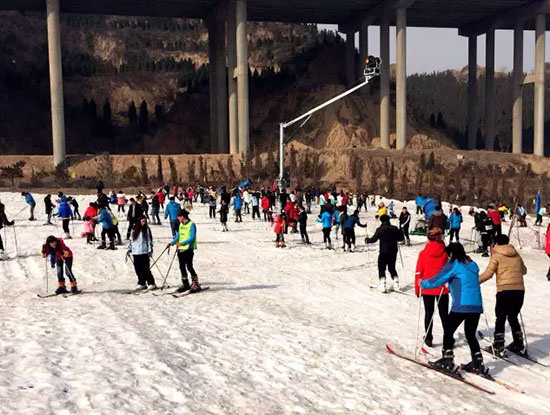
[0,191,549,415]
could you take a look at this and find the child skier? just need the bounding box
[41,235,79,294]
[448,207,463,243]
[94,206,116,250]
[22,191,36,221]
[68,197,81,220]
[219,200,229,232]
[273,212,287,248]
[55,198,73,239]
[317,209,333,249]
[343,210,366,252]
[127,216,157,290]
[44,194,55,225]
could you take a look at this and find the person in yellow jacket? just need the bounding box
[170,209,201,293]
[479,234,527,356]
[376,202,388,219]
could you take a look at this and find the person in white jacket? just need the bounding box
[127,217,157,290]
[243,189,251,214]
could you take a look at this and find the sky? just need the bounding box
[318,24,550,75]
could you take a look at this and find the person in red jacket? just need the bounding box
[273,212,287,248]
[487,203,502,238]
[288,202,300,233]
[261,195,271,222]
[83,202,98,242]
[415,227,450,347]
[157,189,165,211]
[41,236,79,294]
[546,223,550,281]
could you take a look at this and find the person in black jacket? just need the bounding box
[126,198,144,239]
[470,208,493,257]
[44,194,55,225]
[365,215,404,292]
[298,205,310,244]
[399,207,411,246]
[0,201,14,259]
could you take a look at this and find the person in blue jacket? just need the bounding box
[164,196,181,237]
[93,206,116,250]
[415,194,425,215]
[448,207,463,243]
[317,210,333,249]
[233,192,243,223]
[343,210,366,252]
[55,199,73,239]
[421,243,487,375]
[22,192,36,221]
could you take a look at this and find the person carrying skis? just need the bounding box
[298,205,310,244]
[342,209,366,252]
[94,206,116,250]
[415,228,450,347]
[170,209,201,293]
[41,235,79,294]
[44,194,55,225]
[398,207,411,246]
[219,199,229,232]
[22,191,36,221]
[127,216,157,291]
[448,207,463,243]
[366,215,404,292]
[55,198,73,239]
[422,243,486,374]
[317,209,333,249]
[479,234,527,356]
[0,201,14,260]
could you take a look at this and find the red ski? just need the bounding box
[386,345,495,395]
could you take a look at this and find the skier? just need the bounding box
[164,196,180,237]
[535,203,549,226]
[298,205,310,244]
[376,202,387,219]
[41,235,79,294]
[305,189,313,214]
[233,192,243,223]
[150,192,161,225]
[138,195,149,220]
[365,215,404,292]
[516,204,527,227]
[273,212,287,248]
[448,207,463,243]
[219,200,229,232]
[22,191,36,221]
[208,195,217,219]
[68,197,81,220]
[83,202,98,242]
[428,205,446,232]
[415,194,425,215]
[127,198,144,239]
[0,201,14,260]
[117,191,126,213]
[471,209,493,257]
[317,209,333,249]
[94,206,116,250]
[44,194,55,225]
[343,210,366,252]
[261,194,271,222]
[170,209,201,293]
[243,188,251,214]
[422,243,486,374]
[415,228,450,347]
[398,207,411,246]
[55,198,73,239]
[479,234,527,356]
[127,216,157,291]
[388,201,397,219]
[251,192,260,220]
[487,203,502,237]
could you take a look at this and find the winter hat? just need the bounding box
[428,227,443,241]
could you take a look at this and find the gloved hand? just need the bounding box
[63,251,70,258]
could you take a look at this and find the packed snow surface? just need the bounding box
[0,191,549,415]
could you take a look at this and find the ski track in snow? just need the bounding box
[1,191,549,414]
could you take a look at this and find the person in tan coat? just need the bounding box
[479,234,527,356]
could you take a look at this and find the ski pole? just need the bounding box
[480,297,496,357]
[44,258,49,294]
[414,287,423,358]
[159,247,178,289]
[12,225,18,257]
[149,244,170,271]
[519,311,529,352]
[417,288,444,358]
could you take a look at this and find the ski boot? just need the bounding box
[189,277,202,293]
[507,331,527,355]
[275,241,280,248]
[147,284,158,291]
[176,279,191,293]
[351,244,355,252]
[280,241,286,248]
[431,349,457,373]
[135,284,147,291]
[70,282,79,294]
[378,278,387,293]
[461,352,488,375]
[55,284,68,295]
[97,242,106,250]
[0,250,7,261]
[406,239,411,247]
[108,241,117,250]
[492,332,506,357]
[391,277,400,292]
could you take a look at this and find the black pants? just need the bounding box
[481,233,490,253]
[235,209,242,222]
[276,233,285,243]
[322,228,331,244]
[402,224,410,242]
[0,233,3,250]
[263,210,269,221]
[244,202,250,214]
[170,220,179,237]
[535,214,542,225]
[343,228,356,248]
[101,227,115,244]
[416,206,423,215]
[113,225,122,243]
[46,210,53,224]
[118,205,125,213]
[299,224,309,243]
[177,250,197,282]
[209,206,216,218]
[133,254,156,286]
[495,290,524,335]
[62,218,70,234]
[443,312,481,354]
[493,224,502,237]
[127,220,136,239]
[449,228,460,242]
[423,294,449,341]
[252,206,260,219]
[378,252,398,279]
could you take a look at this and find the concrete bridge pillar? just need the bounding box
[46,0,66,167]
[513,21,524,154]
[359,21,368,79]
[534,13,546,157]
[380,12,390,149]
[227,0,239,155]
[208,17,228,153]
[236,0,249,158]
[396,7,407,150]
[467,35,478,150]
[346,29,356,84]
[485,29,495,151]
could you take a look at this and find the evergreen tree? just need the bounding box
[156,155,163,183]
[140,157,149,185]
[139,100,149,133]
[128,101,138,127]
[388,162,395,195]
[426,152,435,170]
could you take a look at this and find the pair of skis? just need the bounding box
[37,290,82,299]
[477,331,548,368]
[386,344,523,395]
[152,286,211,298]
